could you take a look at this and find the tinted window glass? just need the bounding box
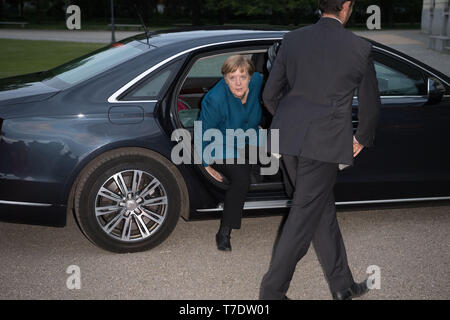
[123,59,183,100]
[188,54,230,78]
[187,53,253,78]
[373,52,426,96]
[130,70,171,97]
[45,41,148,87]
[177,52,264,128]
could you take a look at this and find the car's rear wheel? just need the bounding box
[74,148,188,253]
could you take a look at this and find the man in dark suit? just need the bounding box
[259,0,381,300]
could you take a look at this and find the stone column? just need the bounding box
[430,0,449,35]
[422,0,433,34]
[427,0,450,52]
[446,1,450,36]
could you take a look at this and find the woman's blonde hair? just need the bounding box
[221,55,255,77]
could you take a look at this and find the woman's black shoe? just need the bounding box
[216,233,232,251]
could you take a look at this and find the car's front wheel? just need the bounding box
[74,148,188,253]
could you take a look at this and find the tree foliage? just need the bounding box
[0,0,424,27]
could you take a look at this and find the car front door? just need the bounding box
[336,49,450,203]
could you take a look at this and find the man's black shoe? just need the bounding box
[332,280,369,300]
[216,233,232,251]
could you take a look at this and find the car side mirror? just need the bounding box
[427,77,446,104]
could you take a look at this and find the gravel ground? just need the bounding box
[0,203,449,300]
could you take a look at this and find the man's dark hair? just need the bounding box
[319,0,355,15]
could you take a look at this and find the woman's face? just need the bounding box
[224,68,251,99]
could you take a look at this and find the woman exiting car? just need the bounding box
[195,55,264,252]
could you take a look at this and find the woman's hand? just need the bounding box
[205,166,223,182]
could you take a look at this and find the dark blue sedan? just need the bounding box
[1,28,449,253]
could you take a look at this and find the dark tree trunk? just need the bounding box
[0,0,4,20]
[18,0,24,17]
[380,0,394,28]
[191,0,202,26]
[35,0,41,24]
[293,9,301,26]
[270,10,280,25]
[218,8,226,25]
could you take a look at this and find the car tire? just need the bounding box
[73,147,188,253]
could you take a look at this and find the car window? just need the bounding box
[373,52,427,96]
[44,41,149,87]
[187,53,253,78]
[132,70,171,97]
[122,59,183,100]
[177,52,258,128]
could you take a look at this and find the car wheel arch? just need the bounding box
[65,146,190,226]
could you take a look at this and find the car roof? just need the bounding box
[124,27,449,85]
[129,27,287,48]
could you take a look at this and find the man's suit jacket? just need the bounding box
[263,17,381,165]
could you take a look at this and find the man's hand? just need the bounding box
[205,166,223,182]
[353,136,364,158]
[272,153,282,159]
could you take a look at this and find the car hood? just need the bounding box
[0,73,60,106]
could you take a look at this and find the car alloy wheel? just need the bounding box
[95,170,168,242]
[74,148,188,253]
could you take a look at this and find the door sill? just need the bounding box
[196,196,450,212]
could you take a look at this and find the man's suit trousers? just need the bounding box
[260,156,354,299]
